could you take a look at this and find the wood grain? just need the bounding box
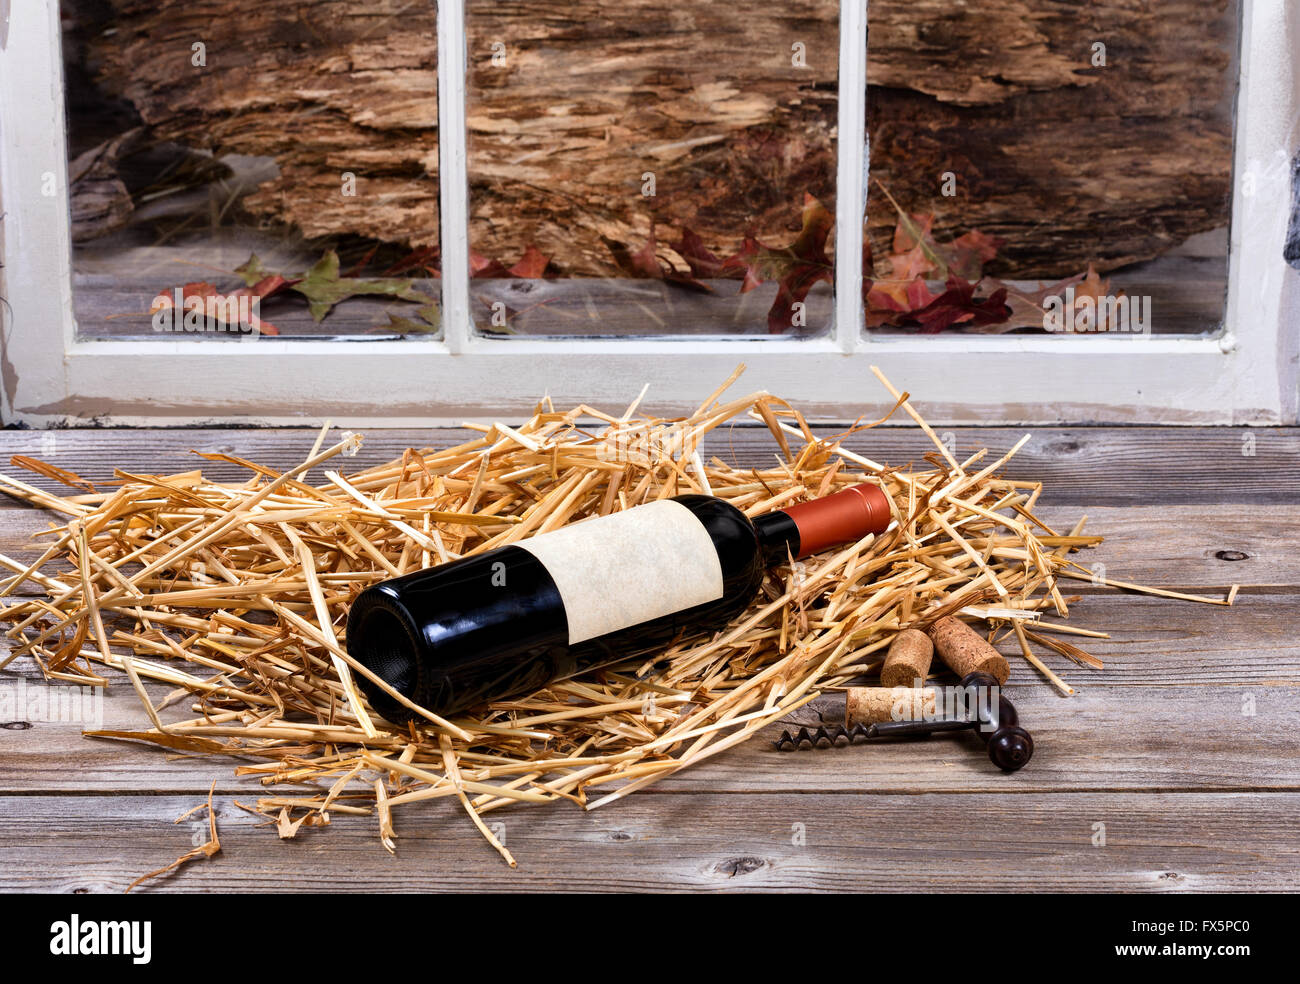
[3,674,1295,798]
[2,426,1296,504]
[2,792,1295,893]
[0,425,1293,892]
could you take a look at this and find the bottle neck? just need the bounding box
[754,483,893,562]
[752,510,801,564]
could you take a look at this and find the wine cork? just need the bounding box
[927,616,1010,685]
[845,686,938,725]
[880,628,934,688]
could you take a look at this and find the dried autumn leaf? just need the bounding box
[719,236,768,293]
[385,302,442,335]
[673,227,730,280]
[292,251,425,322]
[383,245,441,278]
[469,251,511,278]
[602,232,711,292]
[877,181,950,280]
[761,194,834,333]
[506,245,551,279]
[1069,264,1125,331]
[861,195,1012,331]
[866,276,940,325]
[949,229,1005,281]
[149,280,285,336]
[971,272,1087,333]
[909,276,1012,333]
[469,245,551,279]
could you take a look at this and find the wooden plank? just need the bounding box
[1,791,1294,893]
[3,677,1295,797]
[3,594,1295,795]
[1,426,1297,504]
[0,502,1286,591]
[0,486,1279,607]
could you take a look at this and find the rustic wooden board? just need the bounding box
[0,503,1284,590]
[0,426,1293,892]
[3,594,1294,795]
[3,678,1296,798]
[0,502,1276,590]
[2,791,1295,893]
[2,427,1296,504]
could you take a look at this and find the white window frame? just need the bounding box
[0,0,1294,426]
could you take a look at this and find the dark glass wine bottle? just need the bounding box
[346,483,892,721]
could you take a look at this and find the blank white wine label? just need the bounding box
[519,499,725,644]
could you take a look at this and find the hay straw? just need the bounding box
[0,369,1237,869]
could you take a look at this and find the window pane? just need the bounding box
[64,2,441,341]
[863,1,1238,337]
[465,2,839,337]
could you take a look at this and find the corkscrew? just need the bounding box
[772,672,1033,772]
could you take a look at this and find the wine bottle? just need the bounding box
[346,483,893,721]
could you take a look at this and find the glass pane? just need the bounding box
[64,2,441,341]
[863,1,1238,337]
[465,2,839,337]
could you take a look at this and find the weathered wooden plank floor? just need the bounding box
[1,425,1296,892]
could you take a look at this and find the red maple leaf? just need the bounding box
[762,194,834,333]
[719,236,768,293]
[384,245,440,278]
[149,276,294,336]
[909,277,1011,333]
[673,228,730,280]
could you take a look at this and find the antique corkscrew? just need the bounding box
[772,672,1033,772]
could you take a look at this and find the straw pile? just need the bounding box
[0,367,1235,878]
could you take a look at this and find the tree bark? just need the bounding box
[70,0,1235,278]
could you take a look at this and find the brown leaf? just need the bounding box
[507,245,551,279]
[949,230,1004,281]
[603,232,712,292]
[865,277,940,326]
[384,245,441,277]
[972,272,1088,333]
[762,194,834,333]
[149,280,285,336]
[673,228,729,279]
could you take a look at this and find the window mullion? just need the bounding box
[834,0,868,353]
[437,0,472,353]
